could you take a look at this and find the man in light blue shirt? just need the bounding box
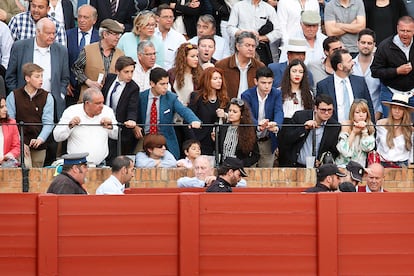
[96,155,134,194]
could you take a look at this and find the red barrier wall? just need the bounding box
[2,193,414,275]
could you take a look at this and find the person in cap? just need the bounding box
[206,157,248,192]
[375,93,414,168]
[305,163,346,193]
[46,152,89,194]
[342,161,365,188]
[95,155,134,195]
[73,18,124,103]
[358,163,387,192]
[268,38,315,89]
[279,10,326,65]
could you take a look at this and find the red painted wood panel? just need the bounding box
[125,187,306,194]
[0,194,37,275]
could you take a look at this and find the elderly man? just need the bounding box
[47,152,89,194]
[188,14,230,61]
[132,40,160,91]
[66,4,99,105]
[371,16,414,117]
[53,88,118,166]
[72,18,124,103]
[215,31,265,99]
[305,163,346,193]
[8,0,67,45]
[206,157,248,192]
[5,17,69,118]
[358,163,386,192]
[95,155,134,195]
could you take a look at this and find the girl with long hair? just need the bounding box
[336,99,376,167]
[189,67,229,155]
[0,96,20,166]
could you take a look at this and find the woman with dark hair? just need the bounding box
[213,98,260,167]
[0,96,20,166]
[189,67,229,155]
[135,134,177,168]
[279,59,313,122]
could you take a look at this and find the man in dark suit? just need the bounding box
[101,56,140,166]
[139,67,201,159]
[90,0,136,32]
[316,48,375,122]
[278,94,341,168]
[66,4,99,106]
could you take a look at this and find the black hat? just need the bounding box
[222,157,248,177]
[339,182,356,192]
[62,152,89,165]
[346,161,365,182]
[317,164,346,179]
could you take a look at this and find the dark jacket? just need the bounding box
[206,177,232,192]
[47,172,87,194]
[305,182,334,193]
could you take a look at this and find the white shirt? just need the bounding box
[334,74,354,122]
[33,40,52,93]
[236,55,251,98]
[48,0,65,28]
[53,103,118,165]
[132,62,160,92]
[96,175,125,195]
[277,0,320,44]
[188,35,231,60]
[106,77,126,110]
[154,27,186,70]
[0,21,13,68]
[78,28,93,46]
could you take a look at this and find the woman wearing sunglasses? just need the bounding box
[213,98,260,167]
[335,99,376,167]
[135,134,177,168]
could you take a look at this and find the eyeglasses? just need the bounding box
[107,31,122,37]
[318,107,334,113]
[154,144,166,148]
[144,23,157,29]
[185,43,197,49]
[230,98,244,106]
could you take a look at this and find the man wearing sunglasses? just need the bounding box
[278,94,340,168]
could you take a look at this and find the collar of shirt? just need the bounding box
[34,39,51,55]
[393,34,413,57]
[79,28,93,36]
[365,185,383,193]
[333,73,349,86]
[235,54,252,70]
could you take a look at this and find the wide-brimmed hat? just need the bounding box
[284,38,307,53]
[301,11,321,25]
[382,93,414,110]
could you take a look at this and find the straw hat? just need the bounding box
[381,93,414,110]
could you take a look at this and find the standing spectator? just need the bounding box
[376,93,413,168]
[132,40,161,92]
[189,67,229,155]
[135,134,177,168]
[358,163,386,192]
[324,0,366,57]
[216,31,265,99]
[353,28,382,121]
[197,35,217,68]
[117,10,164,67]
[316,48,374,122]
[364,0,407,45]
[0,0,24,24]
[335,99,376,168]
[90,0,136,32]
[101,56,140,165]
[0,96,20,165]
[278,94,341,168]
[53,88,118,166]
[95,155,134,195]
[0,21,13,78]
[170,0,201,39]
[241,67,283,167]
[48,0,75,30]
[154,4,186,71]
[371,16,414,117]
[72,18,124,103]
[304,163,346,193]
[8,0,67,46]
[6,63,54,168]
[5,17,69,118]
[206,156,248,192]
[66,4,99,106]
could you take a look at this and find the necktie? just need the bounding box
[110,0,117,16]
[109,81,120,109]
[342,79,351,119]
[149,97,158,134]
[79,31,87,50]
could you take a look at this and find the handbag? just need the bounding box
[367,150,381,165]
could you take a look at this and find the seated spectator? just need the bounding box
[135,134,177,168]
[206,157,248,192]
[341,160,365,189]
[376,94,414,168]
[335,99,375,167]
[338,182,356,192]
[213,98,260,167]
[46,152,89,194]
[358,163,387,192]
[96,155,134,195]
[304,163,346,193]
[177,139,201,168]
[53,88,118,166]
[0,96,20,166]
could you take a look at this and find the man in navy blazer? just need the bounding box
[316,48,374,122]
[241,67,283,167]
[5,18,69,119]
[66,4,99,106]
[139,68,201,159]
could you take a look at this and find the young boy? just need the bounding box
[6,63,54,167]
[177,139,201,168]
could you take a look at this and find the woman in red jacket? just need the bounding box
[0,96,20,165]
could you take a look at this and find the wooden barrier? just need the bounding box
[125,187,306,194]
[2,193,414,275]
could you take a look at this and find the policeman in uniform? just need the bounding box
[206,157,248,193]
[47,153,90,194]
